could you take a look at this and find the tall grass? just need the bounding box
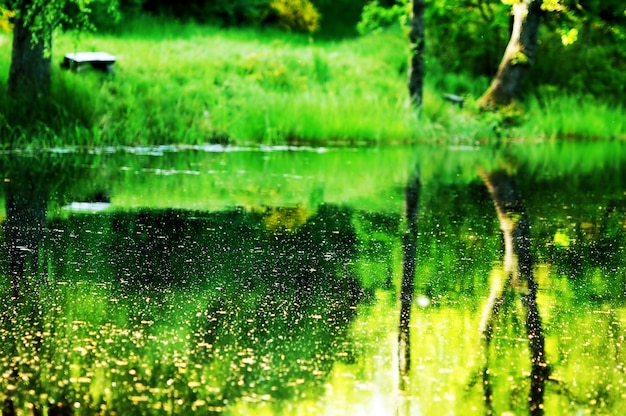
[0,16,624,148]
[52,21,430,147]
[521,93,626,140]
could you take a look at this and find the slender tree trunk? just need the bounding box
[408,0,425,108]
[398,165,420,387]
[479,169,548,416]
[478,0,543,109]
[8,3,52,102]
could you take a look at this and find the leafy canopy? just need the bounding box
[0,6,14,31]
[1,0,119,45]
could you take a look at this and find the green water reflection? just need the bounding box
[1,143,625,415]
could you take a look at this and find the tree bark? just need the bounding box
[478,0,543,109]
[408,0,425,109]
[7,2,52,102]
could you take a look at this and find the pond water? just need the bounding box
[1,143,625,415]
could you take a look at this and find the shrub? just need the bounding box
[356,0,408,35]
[88,0,146,32]
[311,0,371,37]
[528,24,626,103]
[265,0,320,33]
[1,7,15,32]
[142,0,268,26]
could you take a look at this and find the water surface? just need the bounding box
[1,143,625,415]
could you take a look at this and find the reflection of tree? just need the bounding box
[398,166,421,387]
[2,167,49,416]
[0,154,115,416]
[4,174,48,297]
[479,169,549,416]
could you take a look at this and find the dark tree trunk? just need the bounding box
[478,0,543,109]
[479,169,549,416]
[398,165,420,387]
[408,0,425,108]
[7,3,52,102]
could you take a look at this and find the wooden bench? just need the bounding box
[62,52,117,73]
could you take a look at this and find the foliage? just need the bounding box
[141,0,266,26]
[543,0,626,41]
[356,0,408,35]
[140,0,319,33]
[265,0,320,33]
[310,0,371,37]
[527,24,626,100]
[356,0,626,102]
[0,6,14,32]
[1,0,120,43]
[140,0,367,36]
[83,0,144,32]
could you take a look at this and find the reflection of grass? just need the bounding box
[30,141,624,222]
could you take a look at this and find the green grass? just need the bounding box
[0,16,624,149]
[520,93,626,140]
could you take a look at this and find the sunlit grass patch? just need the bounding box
[0,19,506,147]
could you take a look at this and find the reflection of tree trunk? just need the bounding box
[398,166,421,387]
[2,177,48,416]
[479,169,548,416]
[5,179,48,297]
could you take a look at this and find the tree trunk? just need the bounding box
[478,0,543,109]
[408,0,425,108]
[7,3,52,102]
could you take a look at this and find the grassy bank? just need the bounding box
[0,16,624,149]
